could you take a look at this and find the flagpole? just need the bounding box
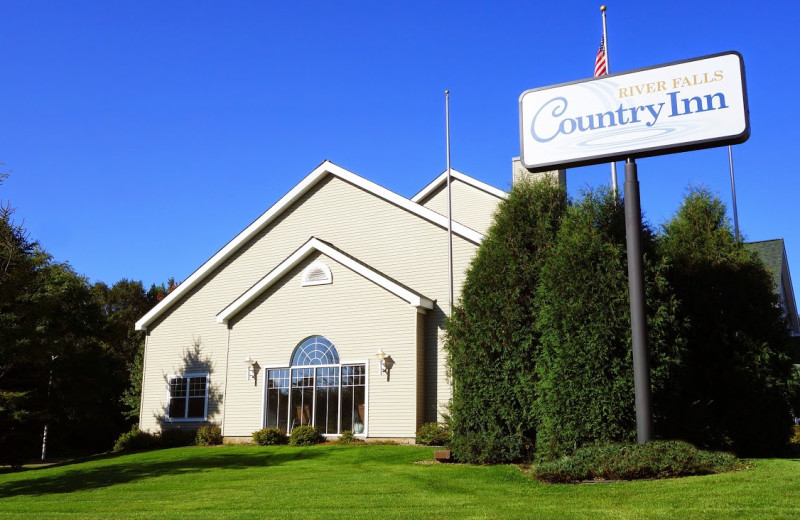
[601,5,618,196]
[446,90,454,315]
[728,145,741,240]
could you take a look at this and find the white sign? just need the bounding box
[519,52,749,171]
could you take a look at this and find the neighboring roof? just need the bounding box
[411,169,508,204]
[217,237,434,324]
[748,239,785,291]
[748,238,800,336]
[135,161,477,331]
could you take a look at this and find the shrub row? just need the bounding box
[532,441,740,483]
[113,425,222,453]
[252,426,328,446]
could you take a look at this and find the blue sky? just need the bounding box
[2,0,798,294]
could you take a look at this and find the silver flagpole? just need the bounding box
[446,90,454,315]
[728,145,741,240]
[601,5,618,196]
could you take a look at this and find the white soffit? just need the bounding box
[135,160,462,331]
[411,169,508,203]
[216,237,434,324]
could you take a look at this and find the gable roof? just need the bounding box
[217,237,433,325]
[411,168,508,204]
[135,160,478,331]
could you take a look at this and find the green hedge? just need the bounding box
[533,441,739,483]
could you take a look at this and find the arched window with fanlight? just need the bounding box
[264,335,366,436]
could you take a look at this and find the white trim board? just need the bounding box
[411,169,508,204]
[136,160,480,331]
[217,237,434,325]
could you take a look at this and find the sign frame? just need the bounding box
[519,51,750,172]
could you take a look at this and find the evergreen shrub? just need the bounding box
[657,189,798,456]
[533,189,682,460]
[533,441,739,483]
[252,427,287,446]
[445,178,567,463]
[159,427,197,448]
[336,430,361,445]
[113,427,158,453]
[195,425,222,446]
[415,422,451,446]
[289,426,320,446]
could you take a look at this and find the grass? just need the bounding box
[0,445,798,519]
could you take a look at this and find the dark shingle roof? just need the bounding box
[747,239,784,291]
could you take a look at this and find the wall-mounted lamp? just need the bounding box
[243,356,259,384]
[375,349,395,379]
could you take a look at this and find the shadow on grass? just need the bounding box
[0,448,324,498]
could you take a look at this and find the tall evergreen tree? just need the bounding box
[533,189,682,460]
[658,189,798,456]
[445,178,567,463]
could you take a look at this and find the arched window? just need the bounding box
[265,336,365,437]
[290,336,339,366]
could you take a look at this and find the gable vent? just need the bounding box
[301,261,333,287]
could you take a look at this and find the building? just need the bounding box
[135,160,516,442]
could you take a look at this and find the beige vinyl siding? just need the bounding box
[224,252,419,438]
[140,174,478,433]
[139,275,230,432]
[415,310,425,429]
[418,178,503,236]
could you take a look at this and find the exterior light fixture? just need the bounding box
[243,356,258,382]
[375,349,394,378]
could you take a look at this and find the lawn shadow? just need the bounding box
[0,448,325,498]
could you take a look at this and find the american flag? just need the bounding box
[594,36,607,77]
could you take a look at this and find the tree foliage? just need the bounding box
[657,189,797,456]
[0,172,168,462]
[445,178,567,463]
[446,181,796,462]
[533,189,682,460]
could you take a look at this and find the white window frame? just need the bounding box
[165,372,209,422]
[261,359,369,438]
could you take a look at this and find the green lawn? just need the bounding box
[0,445,798,519]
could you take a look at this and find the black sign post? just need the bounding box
[623,158,652,444]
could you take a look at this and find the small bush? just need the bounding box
[416,422,451,446]
[790,425,800,444]
[253,427,288,446]
[159,427,197,448]
[196,425,223,446]
[289,425,321,446]
[336,430,362,445]
[113,428,158,453]
[533,441,740,483]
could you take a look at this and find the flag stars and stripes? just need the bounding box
[594,36,608,77]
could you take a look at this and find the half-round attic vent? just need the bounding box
[301,261,333,287]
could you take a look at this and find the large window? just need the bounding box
[265,336,365,435]
[168,373,208,420]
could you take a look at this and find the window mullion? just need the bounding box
[311,368,317,428]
